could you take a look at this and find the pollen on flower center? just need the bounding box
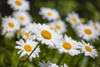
[63,42,72,50]
[56,25,61,29]
[19,16,24,21]
[24,45,32,52]
[15,1,22,6]
[24,32,30,38]
[85,46,92,52]
[8,22,14,28]
[41,30,52,39]
[72,17,77,23]
[17,30,21,35]
[84,29,92,35]
[47,12,52,16]
[93,24,98,30]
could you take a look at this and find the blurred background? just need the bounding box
[0,0,100,67]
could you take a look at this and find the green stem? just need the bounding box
[17,59,21,67]
[20,44,40,67]
[57,53,65,65]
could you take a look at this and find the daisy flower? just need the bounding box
[61,63,68,67]
[39,60,51,67]
[17,29,22,38]
[79,40,98,58]
[27,23,61,48]
[15,39,40,61]
[21,28,36,40]
[7,0,30,11]
[39,7,59,21]
[13,11,32,26]
[88,20,100,36]
[2,16,20,32]
[39,60,58,67]
[47,20,67,34]
[65,12,82,28]
[58,35,80,56]
[76,24,98,41]
[2,28,15,39]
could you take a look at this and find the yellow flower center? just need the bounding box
[47,12,52,16]
[56,25,61,29]
[17,30,21,35]
[24,32,30,38]
[93,24,98,30]
[24,45,32,52]
[41,30,52,39]
[63,42,72,50]
[72,17,77,23]
[50,27,54,30]
[19,16,24,21]
[84,29,92,35]
[15,0,22,6]
[8,22,14,28]
[85,46,92,52]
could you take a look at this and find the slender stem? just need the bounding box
[57,53,65,65]
[20,44,40,67]
[17,59,21,67]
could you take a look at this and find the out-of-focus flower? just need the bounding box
[39,7,59,21]
[88,20,100,36]
[13,11,32,26]
[76,24,99,41]
[47,20,67,34]
[2,29,15,39]
[7,0,30,11]
[39,60,58,67]
[39,60,51,67]
[21,28,36,40]
[15,39,40,61]
[61,63,68,67]
[2,16,20,32]
[65,12,82,28]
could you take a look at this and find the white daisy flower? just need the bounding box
[13,11,32,26]
[2,16,20,32]
[17,29,22,38]
[47,20,67,34]
[39,60,58,67]
[15,39,40,61]
[88,20,100,36]
[7,0,30,11]
[79,40,98,58]
[21,28,36,40]
[2,28,15,39]
[76,24,98,41]
[58,35,80,56]
[27,23,61,48]
[65,12,82,28]
[39,60,51,67]
[61,63,68,67]
[39,7,59,21]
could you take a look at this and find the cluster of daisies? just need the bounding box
[65,12,100,41]
[1,0,99,67]
[2,0,32,39]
